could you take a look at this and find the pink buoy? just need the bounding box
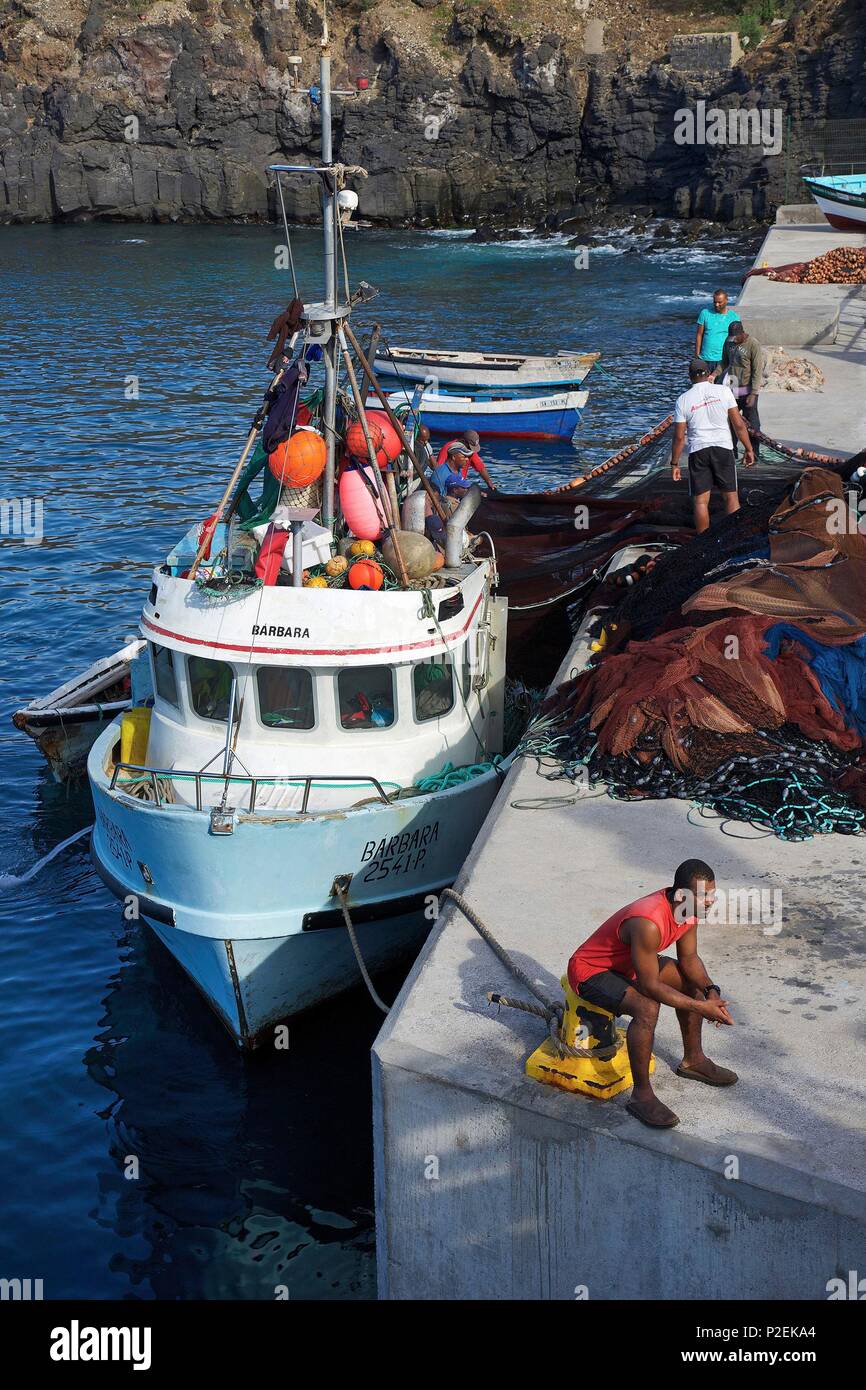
[339,464,386,541]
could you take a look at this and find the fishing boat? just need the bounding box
[83,26,510,1048]
[801,164,866,231]
[12,639,144,781]
[380,387,589,441]
[373,346,599,392]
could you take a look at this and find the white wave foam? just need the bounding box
[0,824,92,889]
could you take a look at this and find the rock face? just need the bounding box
[0,0,864,227]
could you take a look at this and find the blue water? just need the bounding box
[0,222,754,1299]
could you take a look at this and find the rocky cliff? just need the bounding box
[1,0,864,227]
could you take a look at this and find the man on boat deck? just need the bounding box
[568,859,737,1130]
[431,442,487,498]
[695,288,741,380]
[434,429,496,490]
[671,357,754,533]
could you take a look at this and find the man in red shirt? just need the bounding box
[567,858,736,1129]
[435,429,496,490]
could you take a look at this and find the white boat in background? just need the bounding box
[373,345,599,392]
[13,639,144,780]
[801,164,866,231]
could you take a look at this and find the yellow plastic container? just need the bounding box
[120,707,152,766]
[525,975,654,1100]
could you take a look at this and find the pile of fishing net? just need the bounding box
[761,347,826,393]
[752,246,866,285]
[533,466,866,838]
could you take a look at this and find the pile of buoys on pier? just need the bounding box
[763,246,866,286]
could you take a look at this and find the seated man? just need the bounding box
[435,429,495,490]
[567,859,736,1129]
[430,443,475,498]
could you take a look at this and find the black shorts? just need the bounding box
[688,445,737,496]
[577,956,677,1014]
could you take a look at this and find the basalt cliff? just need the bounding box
[1,0,864,228]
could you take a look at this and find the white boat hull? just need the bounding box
[89,721,505,1046]
[374,347,598,391]
[12,638,145,781]
[809,191,866,232]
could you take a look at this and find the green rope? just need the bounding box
[415,757,505,793]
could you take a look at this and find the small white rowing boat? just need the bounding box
[801,165,866,232]
[374,346,599,392]
[13,639,145,780]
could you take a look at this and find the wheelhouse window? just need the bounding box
[188,656,237,723]
[413,656,455,722]
[338,666,395,730]
[152,643,179,708]
[256,667,315,730]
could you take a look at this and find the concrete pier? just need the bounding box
[372,213,866,1301]
[736,217,866,456]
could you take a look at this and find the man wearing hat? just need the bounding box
[434,429,496,491]
[430,442,481,498]
[721,321,764,460]
[670,358,755,534]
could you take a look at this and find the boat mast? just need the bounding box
[320,9,338,529]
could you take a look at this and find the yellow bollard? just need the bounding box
[525,976,654,1100]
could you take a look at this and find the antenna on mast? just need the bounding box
[270,0,365,528]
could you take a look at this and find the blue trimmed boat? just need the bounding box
[377,387,590,441]
[801,164,866,231]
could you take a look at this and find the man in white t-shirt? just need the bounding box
[671,358,755,533]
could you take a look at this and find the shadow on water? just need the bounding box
[84,911,407,1300]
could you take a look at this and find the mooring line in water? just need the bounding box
[0,824,93,890]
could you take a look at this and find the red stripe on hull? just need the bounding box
[142,592,484,657]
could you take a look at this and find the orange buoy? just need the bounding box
[348,558,384,591]
[345,419,386,467]
[268,427,327,487]
[345,412,402,468]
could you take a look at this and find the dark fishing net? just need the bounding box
[606,458,866,643]
[515,428,866,838]
[530,715,864,840]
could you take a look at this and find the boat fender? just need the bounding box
[339,463,386,541]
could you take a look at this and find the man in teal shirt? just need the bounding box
[695,290,740,379]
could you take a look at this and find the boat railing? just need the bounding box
[109,761,394,813]
[801,160,866,179]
